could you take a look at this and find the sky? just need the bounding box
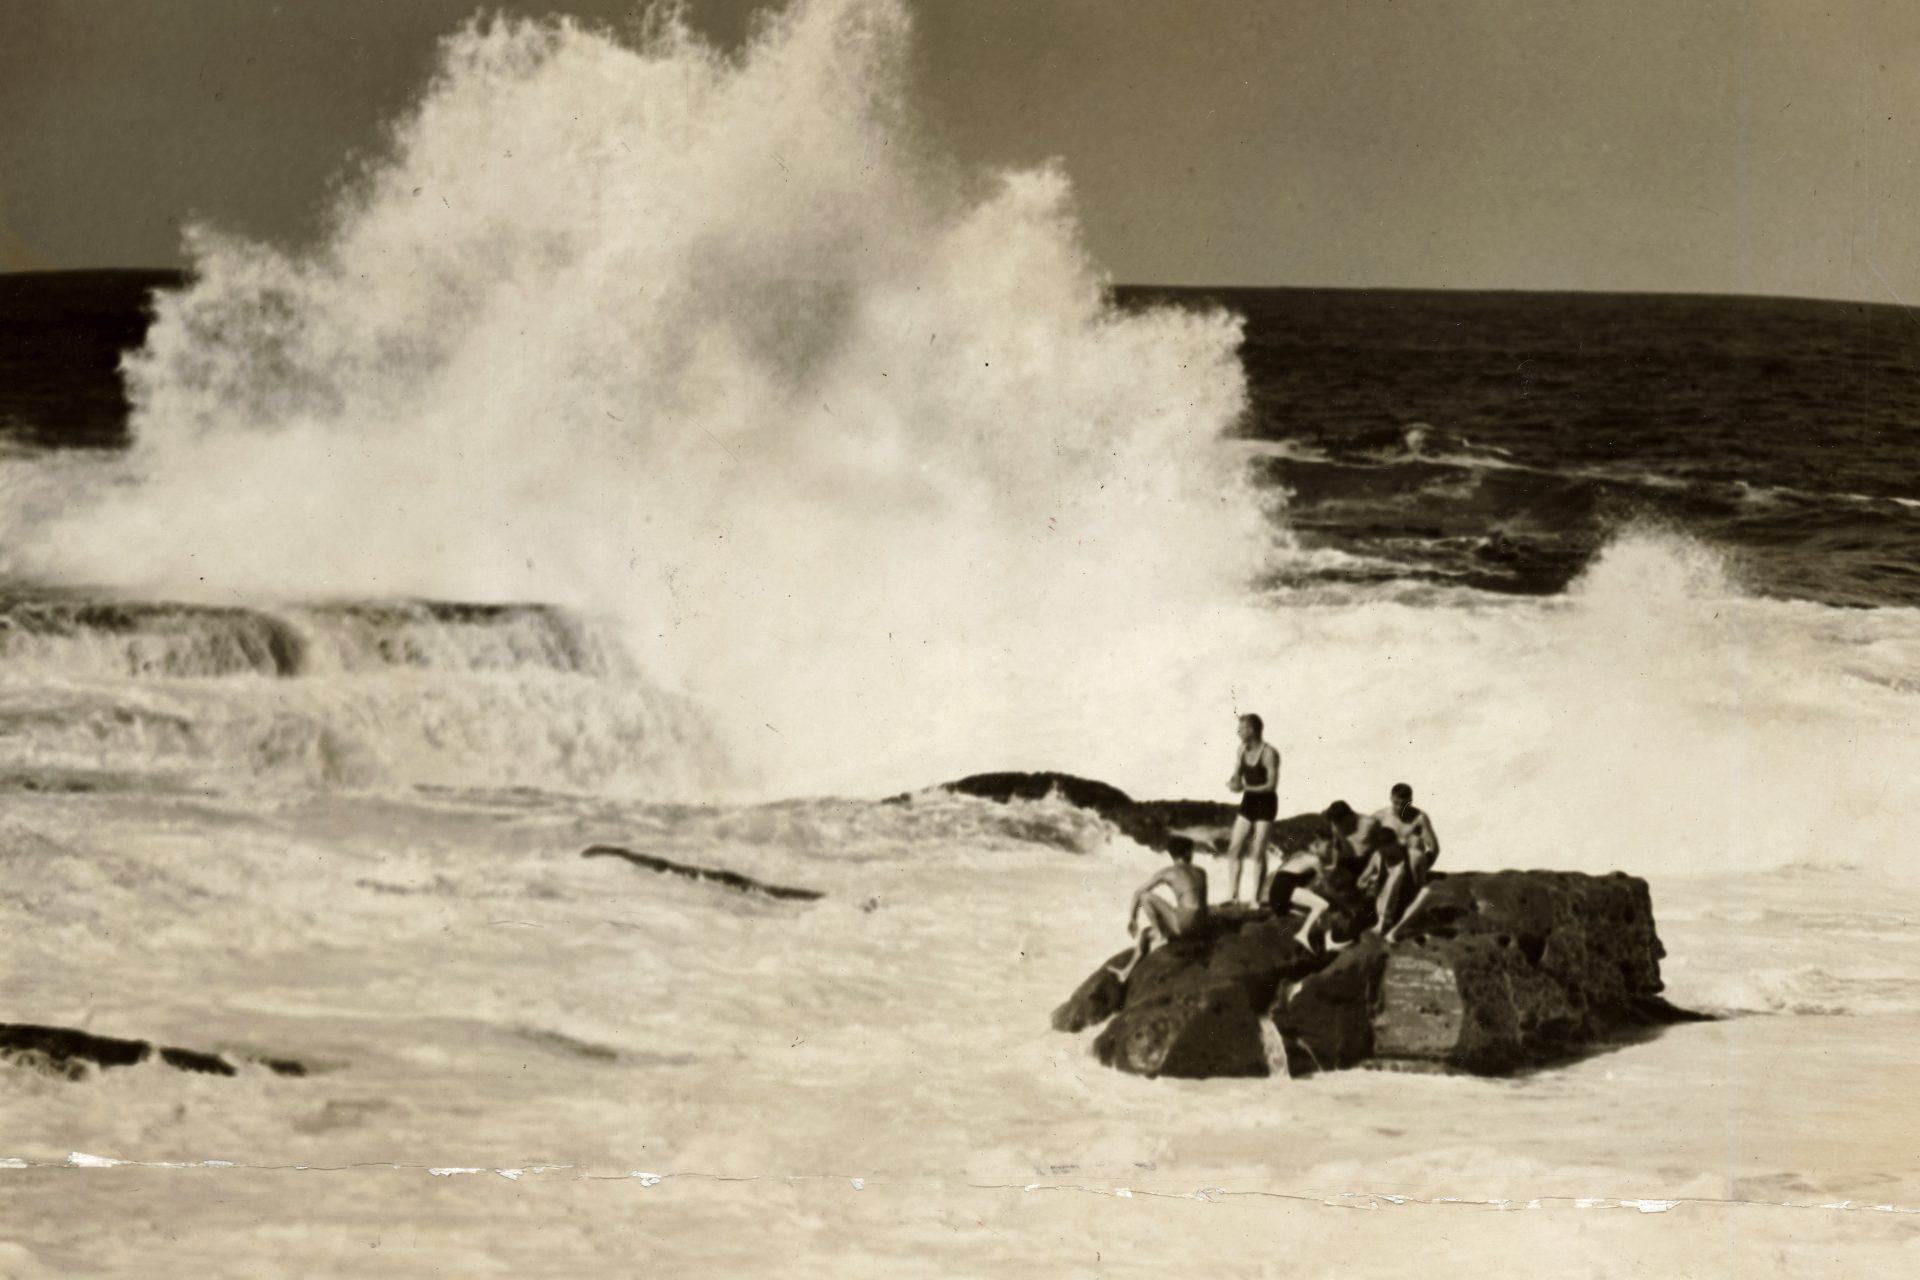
[2,0,1918,301]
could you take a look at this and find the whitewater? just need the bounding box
[2,2,1918,1275]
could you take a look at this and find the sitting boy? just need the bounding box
[1114,837,1209,980]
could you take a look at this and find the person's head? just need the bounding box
[1237,713,1263,745]
[1323,799,1359,833]
[1166,835,1195,864]
[1390,782,1414,819]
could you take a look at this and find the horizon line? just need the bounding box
[4,265,1913,315]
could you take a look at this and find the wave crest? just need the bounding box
[5,0,1275,794]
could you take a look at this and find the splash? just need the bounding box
[8,0,1275,793]
[1187,528,1920,879]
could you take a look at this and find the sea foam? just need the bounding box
[7,0,1277,793]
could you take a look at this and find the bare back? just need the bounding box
[1162,862,1208,914]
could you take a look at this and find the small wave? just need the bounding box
[1227,438,1332,465]
[1730,480,1920,514]
[0,598,725,796]
[0,598,625,682]
[1259,438,1915,520]
[1685,968,1920,1019]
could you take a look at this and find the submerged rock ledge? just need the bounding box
[0,1023,307,1082]
[582,845,825,901]
[932,771,1706,1078]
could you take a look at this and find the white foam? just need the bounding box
[2,0,1278,798]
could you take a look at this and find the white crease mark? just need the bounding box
[3,1159,1916,1216]
[66,1153,125,1168]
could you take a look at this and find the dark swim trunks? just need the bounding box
[1239,790,1278,822]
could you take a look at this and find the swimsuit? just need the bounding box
[1237,752,1278,822]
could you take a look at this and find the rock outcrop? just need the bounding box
[936,774,1705,1079]
[1051,868,1699,1079]
[0,1023,307,1082]
[582,846,825,901]
[1091,907,1324,1077]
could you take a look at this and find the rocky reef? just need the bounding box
[1057,873,1701,1079]
[0,1023,307,1082]
[930,772,1704,1078]
[582,845,825,901]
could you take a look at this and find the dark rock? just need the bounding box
[1110,800,1237,853]
[0,1024,148,1079]
[582,846,824,901]
[1095,977,1274,1078]
[1271,935,1389,1075]
[938,773,1704,1078]
[1370,871,1680,1072]
[930,771,1234,852]
[1068,873,1698,1079]
[0,1022,302,1081]
[1090,907,1325,1078]
[158,1045,238,1076]
[1050,950,1132,1032]
[943,772,1136,815]
[933,771,1370,857]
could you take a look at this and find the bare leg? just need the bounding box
[1247,819,1273,904]
[1372,858,1412,936]
[1224,815,1253,903]
[1112,930,1151,982]
[1383,884,1434,945]
[1114,897,1176,981]
[1137,893,1180,942]
[1293,887,1330,950]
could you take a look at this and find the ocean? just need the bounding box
[2,4,1918,1276]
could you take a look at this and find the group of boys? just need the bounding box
[1121,784,1439,976]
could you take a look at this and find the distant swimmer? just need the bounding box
[1223,713,1280,904]
[1115,837,1209,981]
[1355,782,1440,936]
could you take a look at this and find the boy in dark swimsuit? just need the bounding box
[1114,837,1208,980]
[1224,713,1280,904]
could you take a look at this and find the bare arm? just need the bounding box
[1131,865,1175,907]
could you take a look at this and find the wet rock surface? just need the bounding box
[1369,870,1707,1072]
[949,774,1709,1079]
[0,1023,307,1081]
[1091,906,1323,1078]
[583,845,825,901]
[1058,868,1700,1079]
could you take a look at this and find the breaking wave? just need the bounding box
[0,0,1275,795]
[0,0,1913,890]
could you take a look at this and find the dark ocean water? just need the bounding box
[5,271,1919,608]
[1130,285,1920,608]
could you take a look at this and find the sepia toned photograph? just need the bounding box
[2,0,1917,1273]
